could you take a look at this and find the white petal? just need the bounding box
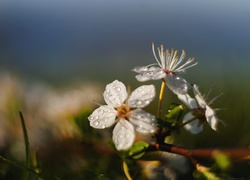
[129,109,157,134]
[135,68,165,82]
[165,74,190,95]
[177,93,198,109]
[132,66,151,73]
[88,105,117,129]
[183,112,203,134]
[193,84,206,108]
[128,85,155,108]
[103,80,128,107]
[112,120,135,150]
[205,105,218,131]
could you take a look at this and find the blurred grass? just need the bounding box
[1,59,250,179]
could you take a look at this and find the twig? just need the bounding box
[148,143,250,160]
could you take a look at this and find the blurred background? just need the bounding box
[0,0,250,179]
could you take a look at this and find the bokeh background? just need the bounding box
[0,0,250,179]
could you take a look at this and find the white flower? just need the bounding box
[88,80,157,150]
[133,43,197,95]
[182,84,222,134]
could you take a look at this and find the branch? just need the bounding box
[147,143,250,160]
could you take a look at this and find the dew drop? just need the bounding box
[137,100,142,105]
[94,121,100,126]
[98,109,104,114]
[109,95,115,100]
[116,87,121,92]
[101,124,106,129]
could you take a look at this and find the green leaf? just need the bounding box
[164,103,185,127]
[108,140,149,159]
[128,141,149,159]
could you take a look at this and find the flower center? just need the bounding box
[163,69,173,74]
[192,108,206,119]
[116,104,131,120]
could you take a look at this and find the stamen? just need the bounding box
[169,49,179,70]
[204,85,214,99]
[208,93,223,105]
[152,42,162,67]
[175,61,198,72]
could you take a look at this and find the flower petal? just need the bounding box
[132,66,153,73]
[112,120,135,150]
[128,85,155,108]
[205,105,218,131]
[177,93,198,110]
[129,109,157,134]
[165,74,190,95]
[135,67,165,82]
[193,84,206,108]
[88,105,117,129]
[103,80,128,107]
[183,112,203,134]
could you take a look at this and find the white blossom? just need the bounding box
[88,80,157,150]
[193,84,221,131]
[182,84,222,134]
[133,43,197,95]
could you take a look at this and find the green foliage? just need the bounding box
[213,151,231,170]
[108,140,149,160]
[128,141,149,159]
[164,103,186,129]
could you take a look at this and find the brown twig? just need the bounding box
[147,143,250,160]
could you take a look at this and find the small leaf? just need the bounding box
[164,103,185,128]
[128,141,149,159]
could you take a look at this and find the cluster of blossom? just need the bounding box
[88,43,222,150]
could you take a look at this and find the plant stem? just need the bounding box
[179,115,198,127]
[157,80,166,118]
[123,161,132,180]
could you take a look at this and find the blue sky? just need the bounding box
[1,0,250,83]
